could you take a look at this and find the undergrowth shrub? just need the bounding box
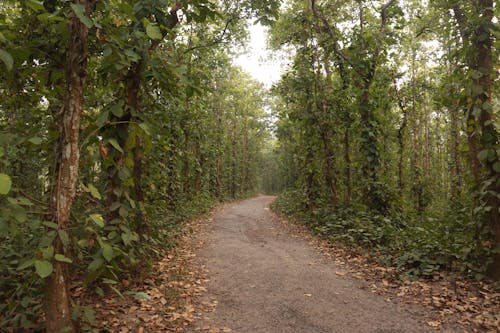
[273,190,493,281]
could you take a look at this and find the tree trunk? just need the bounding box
[344,127,352,202]
[397,108,407,194]
[450,103,462,199]
[321,128,338,205]
[45,1,92,331]
[360,79,378,183]
[473,0,499,278]
[214,98,224,198]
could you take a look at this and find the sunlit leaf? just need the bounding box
[34,260,53,278]
[0,173,12,194]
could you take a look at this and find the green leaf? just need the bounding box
[55,254,73,263]
[12,205,27,222]
[77,239,89,248]
[96,110,109,127]
[28,137,43,145]
[87,184,101,200]
[34,260,53,278]
[88,257,104,272]
[123,49,140,62]
[17,197,33,206]
[102,278,118,284]
[146,23,162,40]
[124,291,150,299]
[109,104,124,118]
[0,173,12,195]
[0,49,13,71]
[58,229,70,247]
[17,259,35,270]
[493,162,500,173]
[41,246,54,259]
[478,149,489,162]
[90,213,104,228]
[70,3,94,29]
[95,287,104,296]
[42,221,58,229]
[102,243,113,262]
[139,122,152,135]
[109,202,121,211]
[108,138,124,153]
[26,0,45,11]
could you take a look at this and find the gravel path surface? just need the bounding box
[189,196,434,333]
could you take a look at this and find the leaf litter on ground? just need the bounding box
[272,210,499,332]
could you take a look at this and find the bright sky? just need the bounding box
[233,23,284,88]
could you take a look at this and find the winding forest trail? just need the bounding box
[188,196,434,333]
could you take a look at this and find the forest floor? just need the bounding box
[88,196,498,332]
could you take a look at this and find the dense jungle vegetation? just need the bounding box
[0,0,498,331]
[267,0,499,284]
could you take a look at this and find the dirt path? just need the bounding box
[188,196,438,333]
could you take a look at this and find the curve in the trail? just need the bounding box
[190,196,433,333]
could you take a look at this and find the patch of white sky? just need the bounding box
[232,23,286,89]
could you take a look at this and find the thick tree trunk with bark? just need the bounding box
[473,0,499,278]
[45,1,92,331]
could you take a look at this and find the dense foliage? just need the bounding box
[0,0,498,330]
[0,0,276,331]
[269,0,499,281]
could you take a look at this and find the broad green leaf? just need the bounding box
[109,104,124,118]
[27,0,45,11]
[34,260,53,278]
[42,221,58,229]
[146,24,162,40]
[70,3,94,28]
[108,138,124,153]
[90,213,104,228]
[96,110,109,127]
[478,149,489,161]
[77,239,89,248]
[123,49,140,62]
[0,173,12,194]
[17,259,35,270]
[109,202,121,211]
[41,246,54,259]
[12,205,27,222]
[87,184,101,200]
[0,49,13,71]
[493,162,500,173]
[17,197,33,206]
[54,254,73,263]
[102,243,113,262]
[28,137,42,145]
[88,257,104,272]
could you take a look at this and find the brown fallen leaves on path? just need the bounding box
[272,211,500,332]
[77,203,228,333]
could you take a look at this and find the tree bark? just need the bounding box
[450,103,462,199]
[45,1,93,331]
[473,0,499,278]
